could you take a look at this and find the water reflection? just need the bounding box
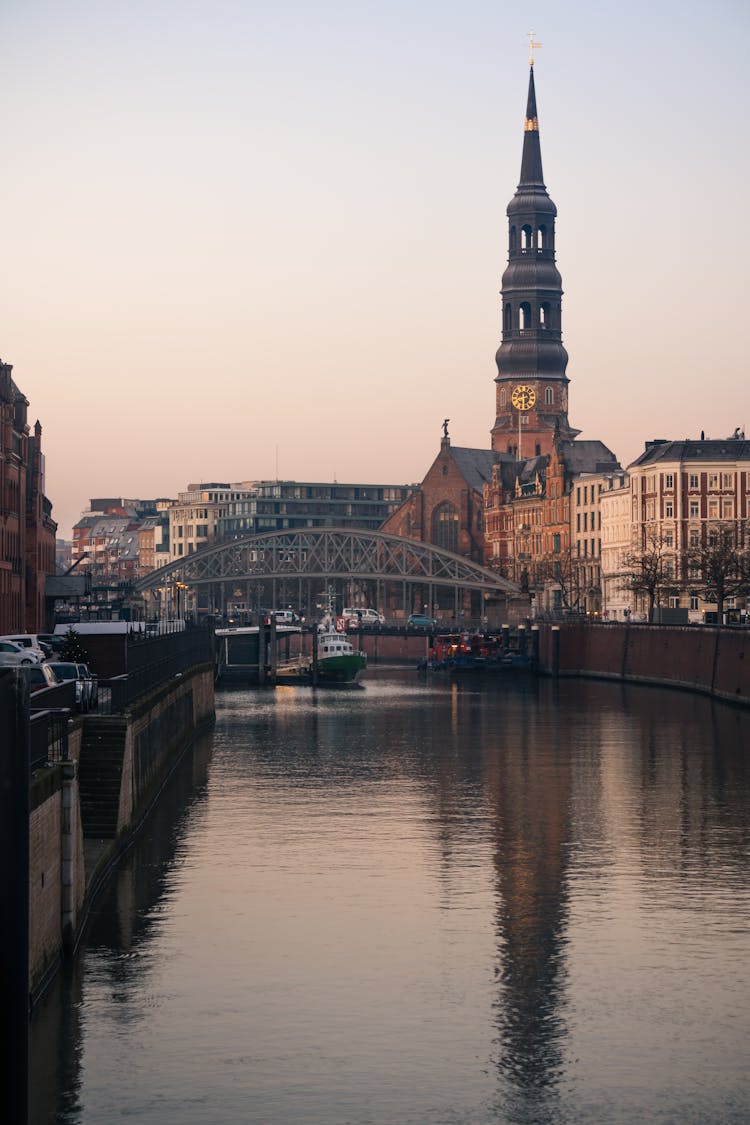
[29,733,213,1124]
[29,674,750,1124]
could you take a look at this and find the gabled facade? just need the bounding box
[484,438,619,613]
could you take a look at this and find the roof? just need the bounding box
[559,440,620,475]
[449,447,504,492]
[629,438,750,468]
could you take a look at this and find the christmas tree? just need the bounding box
[58,627,90,664]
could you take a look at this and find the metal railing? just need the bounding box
[97,627,214,714]
[29,709,71,770]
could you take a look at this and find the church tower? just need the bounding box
[491,62,579,459]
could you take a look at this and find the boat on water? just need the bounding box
[416,633,534,675]
[315,601,367,685]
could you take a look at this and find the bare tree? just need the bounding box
[620,530,673,616]
[686,523,750,623]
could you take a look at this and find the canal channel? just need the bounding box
[29,668,750,1123]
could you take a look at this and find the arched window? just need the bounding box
[519,302,531,330]
[537,225,547,249]
[500,387,506,407]
[545,386,554,405]
[540,302,550,327]
[521,225,532,251]
[510,226,517,249]
[504,303,512,333]
[432,502,459,553]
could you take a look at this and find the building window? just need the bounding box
[690,594,699,610]
[500,387,506,407]
[664,474,674,489]
[709,500,719,518]
[722,472,734,489]
[432,502,459,554]
[665,501,673,517]
[689,501,699,518]
[664,531,673,547]
[689,474,699,490]
[689,529,700,547]
[544,386,554,405]
[722,500,734,518]
[553,533,561,554]
[708,473,719,490]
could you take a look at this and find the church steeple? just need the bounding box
[491,63,579,460]
[519,66,544,187]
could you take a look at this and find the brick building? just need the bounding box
[0,360,57,633]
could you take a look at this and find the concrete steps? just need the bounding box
[78,718,127,839]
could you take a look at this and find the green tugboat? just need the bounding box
[316,596,367,684]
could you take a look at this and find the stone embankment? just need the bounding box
[535,622,750,707]
[29,664,214,1004]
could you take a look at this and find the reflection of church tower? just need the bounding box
[491,64,579,459]
[487,689,573,1109]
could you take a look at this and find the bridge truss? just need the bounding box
[133,527,519,620]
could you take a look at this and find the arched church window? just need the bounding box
[519,302,531,330]
[510,226,517,249]
[521,225,532,251]
[545,386,554,405]
[432,502,459,553]
[540,302,550,327]
[500,387,506,407]
[537,225,546,249]
[504,303,512,333]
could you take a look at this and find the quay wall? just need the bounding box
[536,623,750,706]
[28,665,214,1005]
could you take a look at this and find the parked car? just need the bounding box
[407,613,437,630]
[0,634,47,662]
[342,607,386,629]
[0,639,38,666]
[18,663,62,693]
[273,610,300,625]
[50,662,98,711]
[36,632,67,655]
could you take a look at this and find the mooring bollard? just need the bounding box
[531,624,540,666]
[551,625,560,676]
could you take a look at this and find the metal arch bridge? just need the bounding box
[133,527,519,613]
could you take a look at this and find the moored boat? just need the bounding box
[315,596,367,684]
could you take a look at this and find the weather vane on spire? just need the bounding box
[528,30,542,66]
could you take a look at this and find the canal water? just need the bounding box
[30,669,750,1124]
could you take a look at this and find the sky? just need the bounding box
[2,0,749,538]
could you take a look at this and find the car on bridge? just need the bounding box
[407,613,437,630]
[342,608,385,629]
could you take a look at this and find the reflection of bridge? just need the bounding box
[133,528,519,618]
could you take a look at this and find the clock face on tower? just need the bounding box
[511,384,536,411]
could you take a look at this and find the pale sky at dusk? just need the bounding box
[1,1,748,538]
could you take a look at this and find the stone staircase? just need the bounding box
[78,718,128,839]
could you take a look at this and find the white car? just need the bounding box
[342,608,385,629]
[0,637,43,664]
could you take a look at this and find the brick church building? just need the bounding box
[382,59,618,615]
